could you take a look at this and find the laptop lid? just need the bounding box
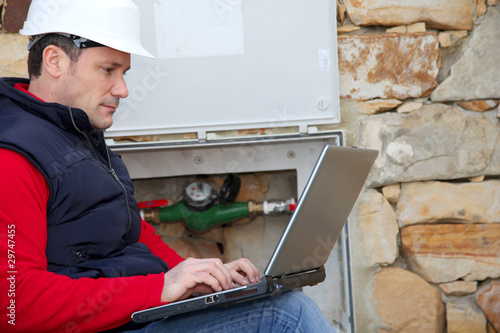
[264,145,378,277]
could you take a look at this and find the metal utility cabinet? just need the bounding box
[106,1,351,331]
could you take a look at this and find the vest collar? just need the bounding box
[0,77,99,137]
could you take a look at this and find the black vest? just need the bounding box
[0,77,168,278]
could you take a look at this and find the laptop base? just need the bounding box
[132,266,326,323]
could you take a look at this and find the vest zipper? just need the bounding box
[110,168,120,182]
[68,107,133,232]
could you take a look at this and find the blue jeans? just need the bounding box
[123,291,335,332]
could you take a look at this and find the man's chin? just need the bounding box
[91,119,114,130]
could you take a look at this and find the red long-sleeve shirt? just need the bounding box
[0,148,184,332]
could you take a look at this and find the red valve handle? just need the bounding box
[138,199,169,209]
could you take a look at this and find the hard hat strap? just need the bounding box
[63,33,104,49]
[27,33,104,51]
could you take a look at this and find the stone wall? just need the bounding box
[1,0,500,332]
[337,0,500,331]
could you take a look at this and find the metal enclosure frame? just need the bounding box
[104,1,350,329]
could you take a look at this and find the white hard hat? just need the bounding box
[19,0,153,58]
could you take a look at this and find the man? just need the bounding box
[0,1,335,332]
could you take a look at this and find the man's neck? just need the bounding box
[27,79,50,102]
[14,82,45,102]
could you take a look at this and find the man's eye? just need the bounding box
[103,67,112,73]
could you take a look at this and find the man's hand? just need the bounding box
[224,257,261,286]
[161,257,261,303]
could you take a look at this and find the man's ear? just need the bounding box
[42,45,69,78]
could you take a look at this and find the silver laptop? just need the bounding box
[132,145,378,323]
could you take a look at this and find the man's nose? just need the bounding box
[112,76,129,99]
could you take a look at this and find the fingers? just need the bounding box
[161,257,262,303]
[200,258,234,290]
[183,257,235,289]
[161,257,235,303]
[225,258,261,285]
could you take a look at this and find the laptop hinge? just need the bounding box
[268,266,326,294]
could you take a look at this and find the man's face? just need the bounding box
[59,46,131,130]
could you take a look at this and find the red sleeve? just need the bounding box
[0,149,167,333]
[138,219,185,269]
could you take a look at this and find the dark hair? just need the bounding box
[27,34,83,79]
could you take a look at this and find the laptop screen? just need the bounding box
[265,145,378,277]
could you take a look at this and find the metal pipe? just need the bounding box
[141,199,295,232]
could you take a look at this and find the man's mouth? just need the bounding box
[103,104,119,112]
[103,98,120,112]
